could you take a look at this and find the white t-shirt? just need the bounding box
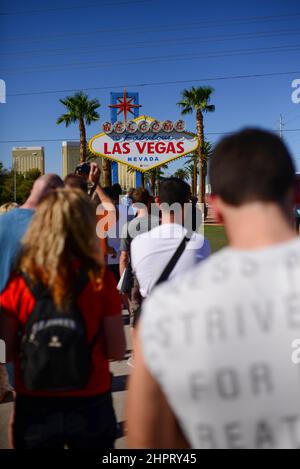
[140,238,300,449]
[131,223,211,297]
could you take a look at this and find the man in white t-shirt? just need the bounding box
[127,128,300,449]
[130,178,211,299]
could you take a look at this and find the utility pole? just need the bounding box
[279,114,284,139]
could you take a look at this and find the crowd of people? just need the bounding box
[1,128,300,449]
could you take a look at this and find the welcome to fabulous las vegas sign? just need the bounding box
[89,115,199,173]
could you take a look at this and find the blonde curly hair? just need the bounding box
[19,188,104,310]
[0,202,19,214]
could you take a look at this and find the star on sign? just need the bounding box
[109,88,142,123]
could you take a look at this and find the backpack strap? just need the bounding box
[21,272,49,299]
[22,271,103,351]
[22,270,89,300]
[154,231,192,287]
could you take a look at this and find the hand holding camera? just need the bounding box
[88,162,101,185]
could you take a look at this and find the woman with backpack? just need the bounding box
[0,202,18,404]
[0,188,126,449]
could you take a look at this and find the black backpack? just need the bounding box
[20,272,99,392]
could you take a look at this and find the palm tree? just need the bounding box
[57,91,100,164]
[184,152,198,196]
[177,86,215,203]
[184,161,197,195]
[144,169,155,193]
[173,168,189,181]
[200,140,213,197]
[127,164,168,194]
[145,165,169,195]
[184,141,213,197]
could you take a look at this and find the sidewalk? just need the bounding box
[0,402,12,448]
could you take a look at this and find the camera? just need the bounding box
[75,162,91,177]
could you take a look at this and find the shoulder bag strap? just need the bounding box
[154,231,192,287]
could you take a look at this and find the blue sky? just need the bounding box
[1,0,300,176]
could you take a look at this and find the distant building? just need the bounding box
[12,146,45,175]
[62,141,135,189]
[62,141,105,185]
[62,141,81,178]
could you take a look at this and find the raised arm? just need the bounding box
[89,162,113,205]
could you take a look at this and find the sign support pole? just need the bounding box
[110,91,141,187]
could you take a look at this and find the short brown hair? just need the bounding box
[160,178,191,206]
[132,188,150,206]
[210,128,296,206]
[64,174,88,193]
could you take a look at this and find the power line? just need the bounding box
[1,129,300,144]
[282,128,300,133]
[2,43,300,75]
[7,70,300,98]
[2,12,300,44]
[2,28,300,58]
[0,139,79,143]
[0,0,151,16]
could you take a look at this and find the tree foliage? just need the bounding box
[57,91,100,163]
[0,162,41,205]
[177,86,215,202]
[173,168,189,181]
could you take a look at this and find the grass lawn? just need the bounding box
[204,225,228,253]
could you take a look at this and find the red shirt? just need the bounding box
[0,269,121,397]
